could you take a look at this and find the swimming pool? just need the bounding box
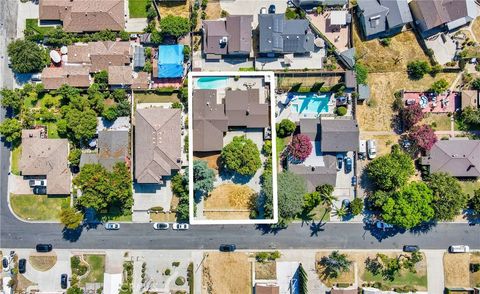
[196,77,229,89]
[290,93,330,114]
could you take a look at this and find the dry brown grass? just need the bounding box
[255,261,276,280]
[356,72,457,131]
[204,211,251,220]
[205,0,222,20]
[150,212,177,222]
[444,253,470,287]
[472,17,480,42]
[194,152,221,173]
[202,252,252,294]
[158,0,191,18]
[471,253,480,287]
[29,254,57,272]
[17,274,36,291]
[205,184,256,210]
[315,252,355,287]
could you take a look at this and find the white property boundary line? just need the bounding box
[188,71,278,225]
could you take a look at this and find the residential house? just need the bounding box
[356,0,412,40]
[39,0,125,32]
[192,88,269,152]
[254,283,280,294]
[80,129,129,170]
[409,0,478,37]
[202,15,253,59]
[422,139,480,178]
[108,66,133,87]
[258,13,315,55]
[67,41,132,73]
[461,89,479,110]
[153,45,184,79]
[41,65,91,89]
[134,108,182,184]
[19,129,71,195]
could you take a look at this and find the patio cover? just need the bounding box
[157,45,184,78]
[330,10,347,26]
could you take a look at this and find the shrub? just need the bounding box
[175,277,186,286]
[349,198,363,215]
[150,206,164,212]
[379,38,391,46]
[164,268,171,275]
[407,60,431,80]
[287,134,312,163]
[276,119,296,137]
[336,106,347,116]
[172,261,180,267]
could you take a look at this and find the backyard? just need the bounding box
[422,113,453,131]
[135,92,180,104]
[255,261,276,280]
[25,19,54,34]
[158,0,191,18]
[10,194,70,221]
[203,252,252,294]
[128,0,149,18]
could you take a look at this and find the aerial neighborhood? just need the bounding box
[0,0,480,293]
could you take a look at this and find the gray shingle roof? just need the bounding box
[134,46,145,68]
[202,15,253,56]
[320,119,359,152]
[258,13,315,54]
[97,130,129,171]
[288,155,337,192]
[294,0,348,7]
[379,0,412,28]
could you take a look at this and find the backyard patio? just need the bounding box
[402,91,460,113]
[308,10,350,52]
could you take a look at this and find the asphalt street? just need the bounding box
[0,0,479,251]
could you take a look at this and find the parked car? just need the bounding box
[60,274,68,289]
[18,258,26,274]
[342,199,350,209]
[351,176,357,186]
[172,223,189,230]
[31,73,42,81]
[344,157,352,173]
[260,7,267,14]
[336,153,344,170]
[104,223,120,230]
[376,221,393,230]
[35,244,52,253]
[403,245,419,252]
[2,256,9,272]
[449,245,470,253]
[358,140,367,160]
[219,244,236,252]
[33,186,47,195]
[153,222,169,230]
[367,140,377,159]
[268,4,276,13]
[29,179,47,187]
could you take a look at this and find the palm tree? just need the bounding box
[316,184,337,208]
[334,205,348,219]
[319,251,352,278]
[297,263,308,294]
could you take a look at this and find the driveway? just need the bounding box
[133,181,174,222]
[16,1,38,39]
[220,0,288,27]
[425,250,445,294]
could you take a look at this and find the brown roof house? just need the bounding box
[39,0,125,32]
[422,139,480,178]
[461,90,479,110]
[131,72,150,90]
[192,88,269,152]
[254,283,280,294]
[135,108,182,184]
[80,130,129,170]
[67,41,132,73]
[19,129,71,195]
[41,65,91,89]
[108,66,133,87]
[202,15,253,59]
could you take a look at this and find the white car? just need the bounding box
[367,140,377,159]
[153,222,169,230]
[172,223,189,230]
[104,222,120,230]
[449,245,470,253]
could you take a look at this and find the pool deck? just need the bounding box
[402,91,460,113]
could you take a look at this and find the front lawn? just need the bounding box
[128,0,149,18]
[25,19,54,34]
[276,136,287,163]
[11,145,22,175]
[29,255,57,272]
[10,194,69,221]
[297,205,330,222]
[98,206,132,222]
[444,253,470,288]
[80,255,105,286]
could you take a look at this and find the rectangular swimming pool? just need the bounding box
[196,77,229,89]
[290,93,330,114]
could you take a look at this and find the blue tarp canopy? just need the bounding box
[157,45,184,78]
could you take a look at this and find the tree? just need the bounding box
[160,15,190,38]
[74,163,133,213]
[460,106,480,126]
[303,191,321,211]
[427,172,467,221]
[171,171,190,220]
[407,60,431,80]
[0,89,22,112]
[355,63,368,84]
[7,39,47,73]
[192,160,215,196]
[366,145,415,191]
[376,182,434,229]
[67,286,84,294]
[287,134,312,163]
[334,205,348,219]
[430,79,449,94]
[221,136,261,176]
[469,189,480,214]
[319,251,352,278]
[55,84,81,105]
[276,119,296,137]
[472,78,480,90]
[298,263,308,294]
[151,30,163,44]
[143,60,153,73]
[401,103,424,130]
[349,198,363,216]
[408,124,437,153]
[65,108,98,144]
[94,70,108,89]
[102,105,118,121]
[119,30,129,41]
[68,149,82,167]
[0,118,22,143]
[59,207,84,229]
[316,184,336,208]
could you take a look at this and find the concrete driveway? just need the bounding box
[16,1,39,39]
[220,0,288,27]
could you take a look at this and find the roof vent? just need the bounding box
[311,167,315,171]
[246,110,250,116]
[219,36,228,44]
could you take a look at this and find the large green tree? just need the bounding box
[65,108,98,144]
[276,119,296,138]
[407,60,431,80]
[7,39,47,73]
[375,182,434,229]
[171,171,190,221]
[221,136,261,176]
[0,89,22,112]
[160,15,190,38]
[192,160,215,196]
[74,163,133,213]
[0,118,22,143]
[319,251,352,279]
[366,145,415,191]
[469,189,480,215]
[59,207,84,229]
[427,172,467,221]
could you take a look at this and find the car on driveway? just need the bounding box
[219,244,236,252]
[268,4,276,13]
[449,245,470,253]
[367,140,377,159]
[344,157,352,173]
[18,258,26,274]
[36,244,52,253]
[2,256,9,272]
[173,223,189,230]
[29,179,46,187]
[60,274,68,289]
[336,154,343,170]
[403,245,419,252]
[260,7,267,14]
[376,221,393,230]
[105,223,120,230]
[153,222,169,230]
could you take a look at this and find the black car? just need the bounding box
[36,244,52,253]
[268,4,276,14]
[219,244,236,252]
[403,245,419,252]
[18,258,26,274]
[61,274,68,289]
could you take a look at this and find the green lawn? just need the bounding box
[98,206,132,222]
[80,255,105,286]
[459,179,480,197]
[135,92,180,104]
[296,205,330,222]
[10,194,70,221]
[276,137,286,163]
[362,269,428,289]
[25,19,54,34]
[45,122,59,139]
[129,0,149,18]
[423,113,452,131]
[11,145,22,175]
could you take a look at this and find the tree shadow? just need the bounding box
[464,209,480,226]
[255,223,287,235]
[219,169,254,185]
[309,220,326,237]
[409,221,437,236]
[62,226,83,242]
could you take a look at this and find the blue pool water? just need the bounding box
[290,93,330,114]
[196,77,229,89]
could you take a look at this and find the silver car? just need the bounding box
[172,223,189,230]
[104,222,120,230]
[153,222,170,230]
